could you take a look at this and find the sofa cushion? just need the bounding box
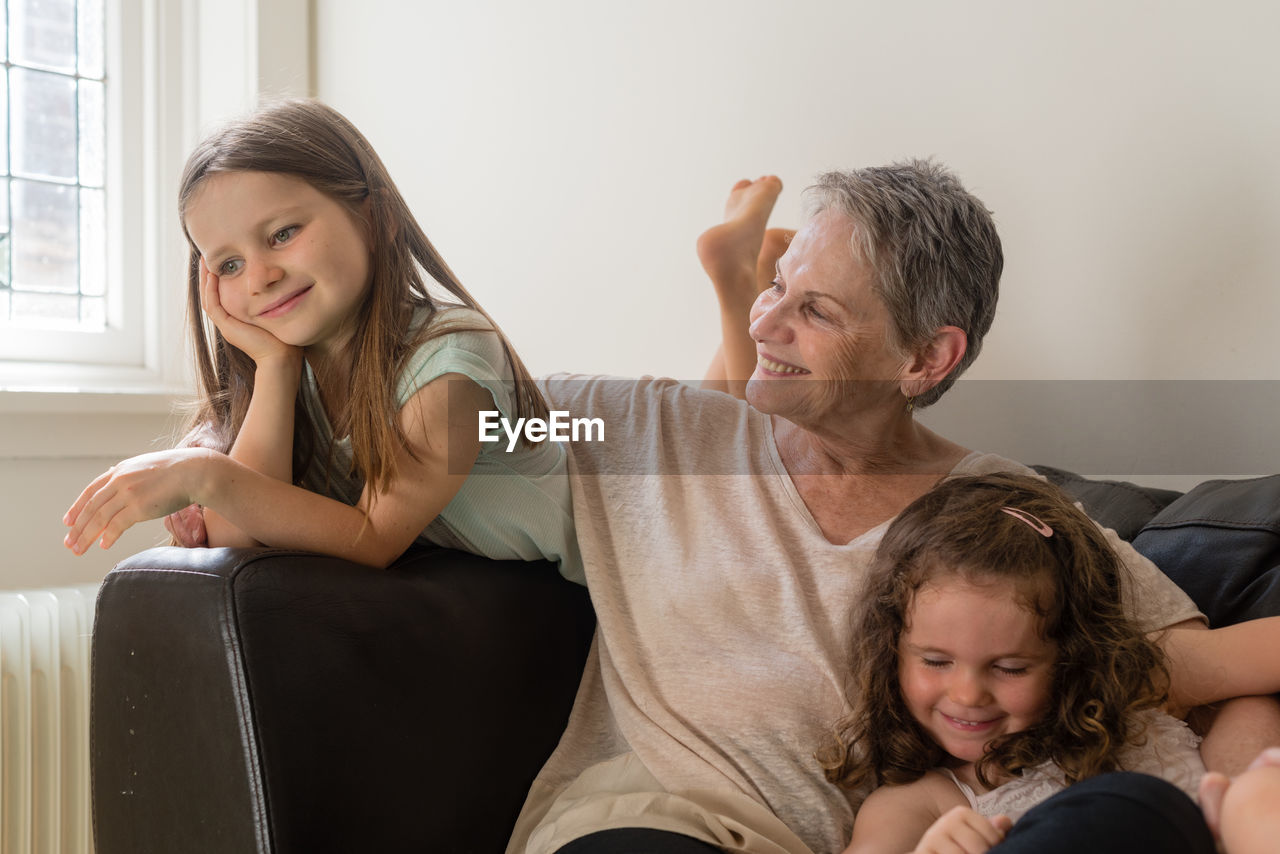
[1032,465,1185,541]
[1132,475,1280,626]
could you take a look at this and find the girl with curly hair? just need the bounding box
[821,472,1234,854]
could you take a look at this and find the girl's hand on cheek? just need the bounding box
[62,448,216,555]
[199,258,300,367]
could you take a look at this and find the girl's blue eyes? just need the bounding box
[214,227,298,275]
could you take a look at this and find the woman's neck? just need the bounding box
[768,406,972,543]
[773,408,962,478]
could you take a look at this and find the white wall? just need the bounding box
[314,0,1278,482]
[6,1,1277,589]
[0,396,180,588]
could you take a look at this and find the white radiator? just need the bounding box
[0,584,98,854]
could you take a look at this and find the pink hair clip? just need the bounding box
[1001,506,1053,537]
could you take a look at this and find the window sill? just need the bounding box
[0,360,189,412]
[0,365,188,459]
[0,388,184,414]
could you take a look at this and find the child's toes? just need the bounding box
[1199,771,1230,838]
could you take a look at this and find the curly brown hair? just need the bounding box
[819,472,1169,792]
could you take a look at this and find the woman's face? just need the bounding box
[744,208,910,425]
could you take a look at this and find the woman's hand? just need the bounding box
[199,258,299,365]
[63,448,218,554]
[911,806,1011,854]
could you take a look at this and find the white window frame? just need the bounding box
[0,0,311,402]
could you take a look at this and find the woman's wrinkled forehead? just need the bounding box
[777,209,876,303]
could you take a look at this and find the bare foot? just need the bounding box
[757,227,795,292]
[1199,747,1280,845]
[698,177,795,397]
[697,176,784,308]
[1199,771,1230,840]
[1221,763,1280,854]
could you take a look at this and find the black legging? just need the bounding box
[552,772,1213,854]
[991,771,1214,854]
[555,828,720,854]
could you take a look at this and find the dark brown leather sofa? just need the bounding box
[89,468,1280,853]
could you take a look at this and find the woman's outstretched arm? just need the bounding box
[1163,617,1280,709]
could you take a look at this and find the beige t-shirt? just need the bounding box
[508,375,1202,854]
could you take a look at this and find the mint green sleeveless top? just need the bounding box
[298,306,582,583]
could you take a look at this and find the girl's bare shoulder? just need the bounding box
[847,771,971,854]
[861,769,970,815]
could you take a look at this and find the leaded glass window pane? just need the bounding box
[1,0,108,330]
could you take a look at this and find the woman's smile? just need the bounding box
[757,352,811,375]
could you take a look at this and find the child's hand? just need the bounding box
[199,258,300,365]
[911,806,1011,854]
[63,448,215,554]
[163,503,208,548]
[161,423,221,547]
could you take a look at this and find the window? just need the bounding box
[0,0,121,363]
[0,0,310,394]
[0,0,163,383]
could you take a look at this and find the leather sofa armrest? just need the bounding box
[92,546,595,853]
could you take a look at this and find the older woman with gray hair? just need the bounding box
[508,162,1278,854]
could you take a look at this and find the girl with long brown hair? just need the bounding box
[63,99,579,579]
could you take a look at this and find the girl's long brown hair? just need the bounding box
[819,472,1169,792]
[177,99,547,499]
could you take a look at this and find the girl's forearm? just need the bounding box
[229,353,301,479]
[196,454,434,568]
[206,353,302,547]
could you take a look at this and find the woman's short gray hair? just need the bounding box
[808,160,1002,408]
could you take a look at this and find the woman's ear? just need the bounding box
[900,326,967,399]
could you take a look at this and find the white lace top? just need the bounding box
[941,710,1205,822]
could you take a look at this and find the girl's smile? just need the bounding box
[255,284,316,320]
[898,575,1057,788]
